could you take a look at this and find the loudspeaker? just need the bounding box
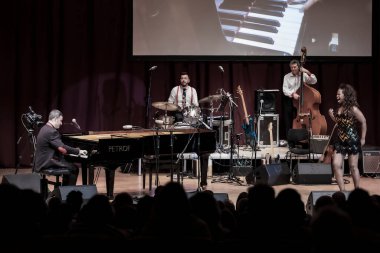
[362,150,380,174]
[186,192,229,202]
[52,185,97,203]
[213,193,229,202]
[254,163,290,186]
[310,136,329,154]
[306,191,350,215]
[1,173,41,193]
[293,163,332,184]
[255,89,279,114]
[233,166,252,176]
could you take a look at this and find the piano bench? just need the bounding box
[177,152,199,177]
[142,156,181,190]
[40,168,72,198]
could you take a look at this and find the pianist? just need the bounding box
[34,109,87,186]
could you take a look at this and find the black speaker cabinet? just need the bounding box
[213,193,229,202]
[255,163,290,186]
[293,163,332,184]
[362,150,380,174]
[52,185,98,203]
[1,173,41,193]
[186,191,229,202]
[255,89,279,114]
[306,191,350,215]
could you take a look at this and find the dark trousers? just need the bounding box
[282,95,296,138]
[61,160,79,186]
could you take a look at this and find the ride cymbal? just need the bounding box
[199,94,222,104]
[152,102,180,111]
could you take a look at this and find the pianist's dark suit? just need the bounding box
[34,123,80,185]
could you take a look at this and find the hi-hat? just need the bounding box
[199,94,222,104]
[152,102,180,111]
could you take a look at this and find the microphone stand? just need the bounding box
[248,102,262,184]
[145,69,154,128]
[227,95,243,185]
[154,127,160,187]
[169,129,176,182]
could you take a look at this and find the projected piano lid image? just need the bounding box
[215,0,306,56]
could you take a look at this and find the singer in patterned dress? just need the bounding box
[329,83,367,191]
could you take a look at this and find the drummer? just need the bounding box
[168,71,199,122]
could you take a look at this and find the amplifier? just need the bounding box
[362,150,380,174]
[257,114,279,147]
[310,135,329,154]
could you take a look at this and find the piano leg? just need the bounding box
[88,165,95,185]
[105,168,116,198]
[81,162,88,185]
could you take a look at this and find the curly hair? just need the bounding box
[338,83,359,115]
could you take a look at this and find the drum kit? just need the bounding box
[152,91,232,149]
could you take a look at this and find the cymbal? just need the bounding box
[199,94,223,104]
[152,102,180,111]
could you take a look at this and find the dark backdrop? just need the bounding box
[1,0,379,167]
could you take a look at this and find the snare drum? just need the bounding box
[182,105,201,125]
[155,115,174,129]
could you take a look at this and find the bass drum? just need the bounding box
[182,105,201,125]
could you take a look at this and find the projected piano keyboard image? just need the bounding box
[215,0,306,55]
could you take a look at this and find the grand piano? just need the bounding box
[63,128,216,198]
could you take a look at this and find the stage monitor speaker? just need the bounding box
[233,166,252,176]
[255,89,279,114]
[293,163,332,184]
[362,150,380,174]
[254,163,290,186]
[306,191,351,215]
[1,173,41,193]
[186,191,229,202]
[52,185,98,203]
[213,193,229,202]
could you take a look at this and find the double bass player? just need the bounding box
[282,58,317,136]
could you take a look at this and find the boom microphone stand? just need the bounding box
[145,66,157,128]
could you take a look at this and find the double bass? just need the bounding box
[292,47,327,135]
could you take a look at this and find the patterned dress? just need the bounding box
[333,112,361,155]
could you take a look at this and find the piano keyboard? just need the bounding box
[215,0,306,55]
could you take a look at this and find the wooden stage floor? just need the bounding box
[1,166,380,208]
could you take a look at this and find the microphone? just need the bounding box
[259,99,264,116]
[71,118,81,130]
[149,66,158,71]
[218,66,224,73]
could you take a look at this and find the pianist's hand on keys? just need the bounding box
[69,150,88,158]
[79,149,88,157]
